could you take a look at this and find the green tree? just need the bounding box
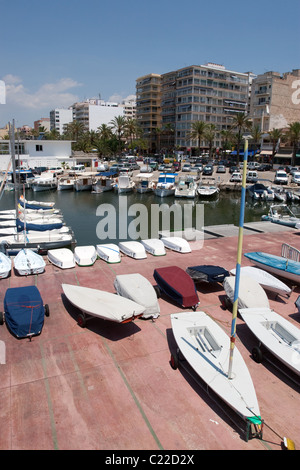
[250,124,262,158]
[187,121,207,156]
[109,115,126,154]
[204,124,216,159]
[268,128,283,168]
[220,129,234,157]
[286,122,300,166]
[230,113,252,164]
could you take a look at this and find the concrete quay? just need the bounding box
[0,222,299,451]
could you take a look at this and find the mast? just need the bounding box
[228,138,249,379]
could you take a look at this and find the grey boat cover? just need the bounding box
[223,275,269,309]
[114,273,160,319]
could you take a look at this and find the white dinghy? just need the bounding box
[161,237,191,254]
[0,252,12,278]
[62,284,146,326]
[74,245,97,266]
[239,307,300,377]
[223,275,270,310]
[230,266,291,297]
[119,241,147,260]
[13,249,46,276]
[96,244,121,264]
[47,248,75,269]
[141,239,166,256]
[171,311,262,429]
[114,273,160,319]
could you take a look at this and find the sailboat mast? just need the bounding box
[228,139,249,379]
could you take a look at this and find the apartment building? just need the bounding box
[136,73,162,152]
[136,64,254,154]
[34,117,50,133]
[250,69,300,132]
[121,96,136,119]
[71,98,124,132]
[50,108,73,134]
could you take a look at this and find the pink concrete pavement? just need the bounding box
[0,229,299,450]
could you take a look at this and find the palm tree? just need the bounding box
[286,122,300,166]
[268,128,283,168]
[220,129,234,157]
[109,115,126,154]
[97,124,113,141]
[250,124,262,159]
[64,121,85,141]
[204,124,216,159]
[124,118,139,147]
[187,121,207,156]
[162,123,174,153]
[230,113,252,164]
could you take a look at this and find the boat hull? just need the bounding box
[13,249,45,276]
[47,248,75,269]
[244,251,300,283]
[96,244,121,263]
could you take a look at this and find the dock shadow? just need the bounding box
[61,294,141,340]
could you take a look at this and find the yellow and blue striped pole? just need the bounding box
[228,139,248,379]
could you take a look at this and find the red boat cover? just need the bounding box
[154,266,199,307]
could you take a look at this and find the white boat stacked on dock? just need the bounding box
[161,237,192,253]
[119,241,147,259]
[47,248,76,269]
[141,239,166,256]
[0,252,12,278]
[13,248,46,276]
[96,244,121,264]
[74,245,97,266]
[62,283,146,326]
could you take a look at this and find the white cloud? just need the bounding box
[108,93,136,103]
[2,75,82,110]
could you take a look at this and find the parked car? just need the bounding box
[274,170,288,185]
[140,165,153,173]
[216,164,226,173]
[229,165,238,174]
[246,170,258,183]
[193,163,203,172]
[248,162,260,170]
[173,161,181,172]
[289,167,299,176]
[291,171,300,184]
[182,163,191,172]
[230,172,242,182]
[158,164,166,171]
[257,164,272,171]
[203,164,213,175]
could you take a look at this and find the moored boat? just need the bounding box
[175,176,198,199]
[135,173,155,193]
[261,204,300,228]
[153,173,176,197]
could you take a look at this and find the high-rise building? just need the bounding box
[71,99,124,132]
[50,108,73,134]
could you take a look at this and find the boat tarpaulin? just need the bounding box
[114,273,160,319]
[223,275,269,310]
[153,266,199,308]
[186,265,229,283]
[4,286,45,338]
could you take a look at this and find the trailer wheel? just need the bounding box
[77,313,86,328]
[252,346,263,363]
[170,352,179,370]
[44,304,50,317]
[0,312,3,325]
[154,285,161,298]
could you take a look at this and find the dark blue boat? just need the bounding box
[186,265,229,283]
[16,218,63,232]
[1,286,49,338]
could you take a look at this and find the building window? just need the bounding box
[36,145,43,151]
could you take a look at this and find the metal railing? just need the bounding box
[281,243,300,262]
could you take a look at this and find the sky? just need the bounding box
[0,0,299,128]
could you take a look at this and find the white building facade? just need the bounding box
[50,108,73,134]
[71,99,124,132]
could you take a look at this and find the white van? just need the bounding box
[274,170,288,185]
[248,162,260,170]
[246,170,258,183]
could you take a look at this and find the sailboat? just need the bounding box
[170,141,263,439]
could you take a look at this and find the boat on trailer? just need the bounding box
[153,266,199,310]
[118,241,147,259]
[96,244,121,263]
[13,248,46,276]
[62,283,146,327]
[114,273,160,319]
[140,239,166,256]
[47,248,75,269]
[74,245,97,266]
[170,311,262,436]
[186,265,229,284]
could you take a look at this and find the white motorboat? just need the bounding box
[96,244,121,264]
[74,245,97,266]
[197,182,219,197]
[248,183,274,200]
[135,173,155,193]
[47,248,75,269]
[57,176,75,190]
[175,176,198,199]
[92,171,116,193]
[161,236,191,253]
[0,252,12,278]
[13,248,46,276]
[32,173,58,192]
[223,275,270,310]
[239,307,300,377]
[118,241,147,259]
[74,174,95,191]
[62,283,146,326]
[171,311,262,426]
[114,273,160,319]
[261,204,300,228]
[230,266,291,297]
[141,238,166,256]
[154,173,176,197]
[117,174,135,194]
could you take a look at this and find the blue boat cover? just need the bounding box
[4,286,45,338]
[244,252,300,275]
[186,265,229,283]
[16,218,63,232]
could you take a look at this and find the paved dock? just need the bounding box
[0,224,299,451]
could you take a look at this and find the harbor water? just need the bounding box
[0,188,297,246]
